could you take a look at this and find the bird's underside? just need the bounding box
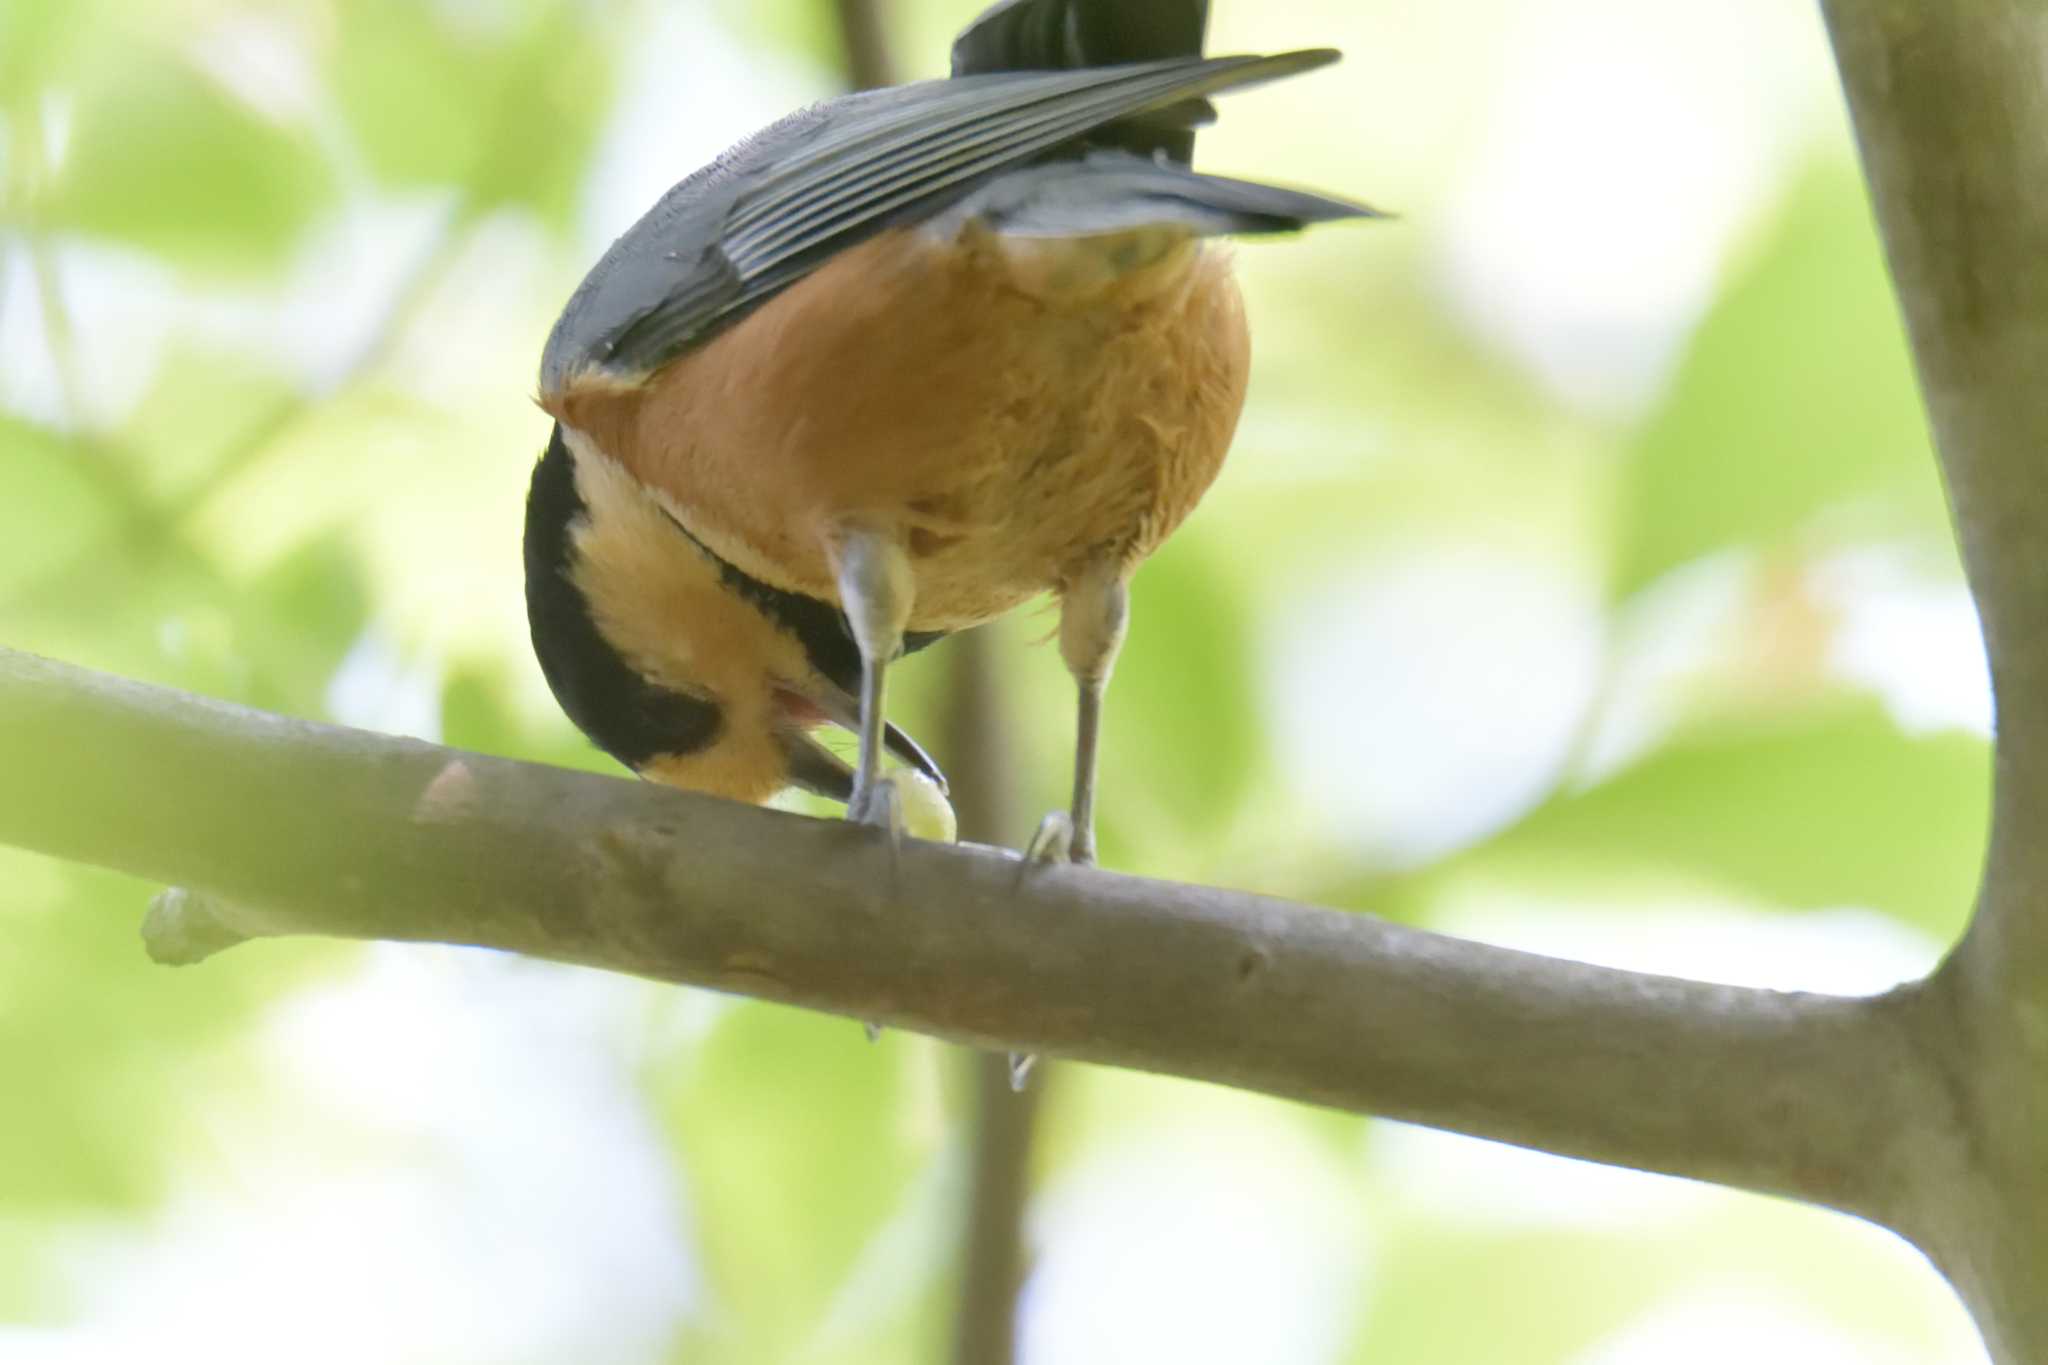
[523,0,1375,871]
[546,220,1252,635]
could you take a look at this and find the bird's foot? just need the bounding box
[1020,810,1074,872]
[847,773,903,837]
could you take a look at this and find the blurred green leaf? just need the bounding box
[1100,542,1260,849]
[0,529,368,719]
[1613,159,1946,596]
[711,0,844,84]
[0,1220,57,1319]
[1,537,232,688]
[0,0,110,101]
[113,345,299,505]
[328,0,613,229]
[42,44,336,270]
[657,1006,933,1363]
[1443,698,1986,936]
[1352,1225,1678,1365]
[232,535,372,718]
[442,662,618,776]
[0,855,280,1213]
[0,418,123,593]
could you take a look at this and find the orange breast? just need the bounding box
[548,224,1251,631]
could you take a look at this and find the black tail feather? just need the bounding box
[952,0,1212,161]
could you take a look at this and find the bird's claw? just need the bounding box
[847,773,903,836]
[1019,810,1074,877]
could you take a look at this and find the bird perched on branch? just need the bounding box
[525,0,1373,864]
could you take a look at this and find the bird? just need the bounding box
[524,0,1374,866]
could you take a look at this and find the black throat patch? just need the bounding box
[654,508,950,699]
[524,424,949,769]
[524,425,723,768]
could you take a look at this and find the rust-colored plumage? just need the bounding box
[548,225,1249,627]
[523,0,1372,860]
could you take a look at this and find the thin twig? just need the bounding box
[834,0,897,91]
[940,626,1042,1365]
[955,1043,1043,1365]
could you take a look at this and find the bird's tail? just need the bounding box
[950,150,1381,243]
[951,0,1213,162]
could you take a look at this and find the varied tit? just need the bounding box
[525,0,1374,863]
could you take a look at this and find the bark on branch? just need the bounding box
[0,645,1942,1232]
[1824,5,2048,1360]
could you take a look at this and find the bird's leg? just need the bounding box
[1055,560,1130,867]
[1011,564,1128,871]
[1003,563,1129,1091]
[835,528,915,832]
[837,529,916,1047]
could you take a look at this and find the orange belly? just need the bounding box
[550,224,1251,631]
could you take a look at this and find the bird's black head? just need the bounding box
[951,0,1212,162]
[523,425,946,804]
[523,425,725,770]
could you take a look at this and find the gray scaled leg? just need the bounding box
[835,528,916,833]
[1009,561,1130,1091]
[1055,559,1131,867]
[837,528,916,1045]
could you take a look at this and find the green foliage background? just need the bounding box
[0,0,1993,1359]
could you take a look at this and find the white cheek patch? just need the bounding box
[562,430,706,677]
[999,229,1193,299]
[931,211,1196,303]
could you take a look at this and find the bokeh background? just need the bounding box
[0,0,1998,1359]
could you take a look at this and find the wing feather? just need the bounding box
[543,49,1338,390]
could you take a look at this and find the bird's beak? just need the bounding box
[779,729,856,802]
[806,682,949,795]
[882,719,947,792]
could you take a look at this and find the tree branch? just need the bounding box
[0,645,1944,1232]
[1823,3,2048,950]
[1822,6,2048,1359]
[833,0,896,91]
[954,1049,1043,1365]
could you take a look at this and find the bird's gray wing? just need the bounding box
[948,0,1216,162]
[541,49,1335,391]
[944,149,1380,240]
